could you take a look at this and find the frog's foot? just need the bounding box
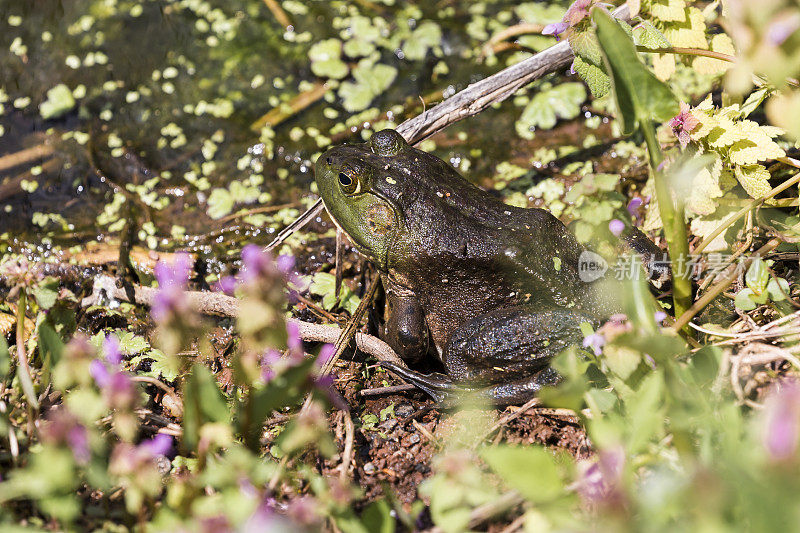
[381,362,561,406]
[479,367,561,406]
[380,361,457,404]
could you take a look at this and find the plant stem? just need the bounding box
[640,122,692,319]
[636,46,736,64]
[15,291,39,411]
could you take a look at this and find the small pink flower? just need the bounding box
[583,332,605,356]
[542,22,570,39]
[104,335,122,365]
[609,219,625,236]
[215,275,238,295]
[669,102,700,149]
[627,197,643,219]
[139,434,172,457]
[577,446,625,507]
[762,379,800,462]
[152,252,192,322]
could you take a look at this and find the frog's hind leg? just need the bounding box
[383,306,596,406]
[381,362,562,406]
[379,362,456,403]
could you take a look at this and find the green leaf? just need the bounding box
[745,258,770,295]
[516,82,586,137]
[39,84,76,120]
[0,336,10,378]
[734,288,757,311]
[308,272,361,314]
[309,39,349,79]
[238,360,313,450]
[360,499,394,533]
[182,364,230,452]
[32,278,59,310]
[481,445,563,503]
[38,321,64,382]
[573,56,610,97]
[767,278,790,302]
[632,20,671,49]
[593,8,680,135]
[206,188,234,219]
[626,371,665,454]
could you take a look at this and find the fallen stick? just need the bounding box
[81,275,406,367]
[0,144,55,174]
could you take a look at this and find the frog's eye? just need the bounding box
[338,171,361,195]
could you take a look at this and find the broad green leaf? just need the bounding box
[516,82,586,137]
[39,84,76,120]
[767,278,790,302]
[32,278,59,310]
[309,39,349,79]
[734,288,757,310]
[206,188,234,219]
[734,165,772,198]
[593,8,679,135]
[182,364,230,452]
[481,445,563,503]
[626,371,665,454]
[745,258,770,295]
[633,20,671,49]
[663,7,707,48]
[359,499,394,533]
[572,56,609,97]
[649,0,687,22]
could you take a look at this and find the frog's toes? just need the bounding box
[379,361,457,403]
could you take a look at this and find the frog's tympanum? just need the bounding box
[315,129,663,405]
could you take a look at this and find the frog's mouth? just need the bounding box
[319,192,404,272]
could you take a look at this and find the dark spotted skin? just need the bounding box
[315,129,663,405]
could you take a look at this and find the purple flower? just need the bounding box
[152,252,192,322]
[241,244,274,284]
[766,15,800,46]
[315,374,349,411]
[762,379,800,462]
[67,424,91,464]
[583,332,605,356]
[627,197,643,219]
[41,409,91,464]
[261,349,283,382]
[104,335,122,365]
[669,102,700,149]
[286,321,303,355]
[216,275,238,295]
[565,0,594,26]
[276,254,295,274]
[316,344,335,368]
[609,219,625,236]
[577,446,625,507]
[654,311,667,324]
[542,22,570,39]
[242,497,279,533]
[139,434,173,457]
[90,358,111,388]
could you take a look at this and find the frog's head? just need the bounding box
[315,129,410,270]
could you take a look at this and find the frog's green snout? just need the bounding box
[314,145,398,270]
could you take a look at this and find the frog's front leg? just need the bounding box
[382,306,596,406]
[382,276,429,364]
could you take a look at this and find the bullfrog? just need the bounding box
[315,129,663,405]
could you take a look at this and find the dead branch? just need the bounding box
[81,275,406,367]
